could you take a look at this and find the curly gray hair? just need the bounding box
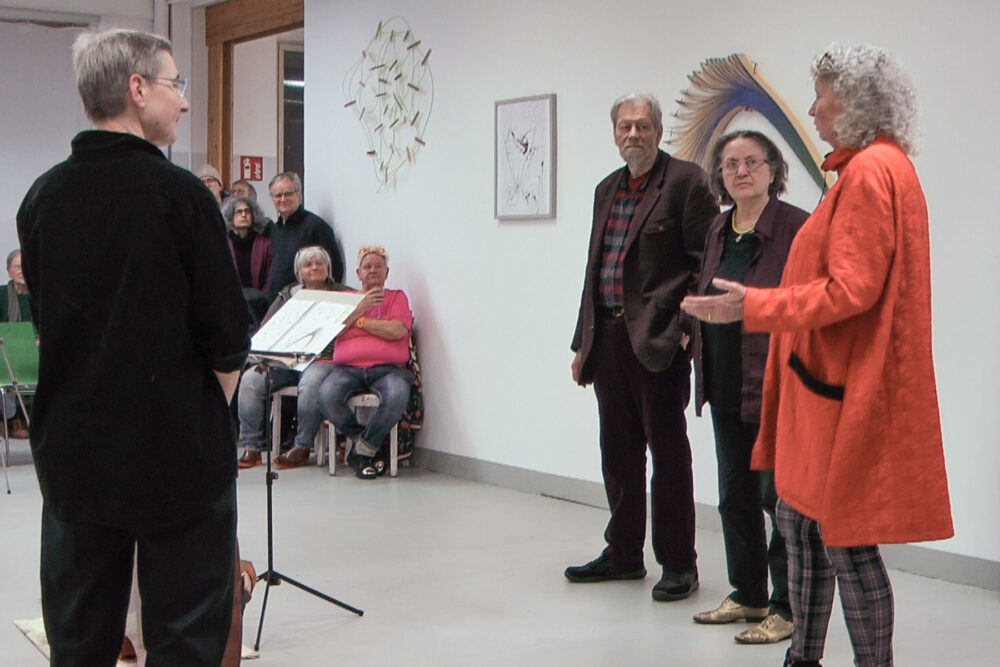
[221,196,269,234]
[812,44,919,155]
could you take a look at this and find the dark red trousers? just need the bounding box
[591,315,696,571]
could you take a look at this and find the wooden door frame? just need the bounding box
[204,0,303,187]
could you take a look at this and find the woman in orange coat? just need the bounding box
[682,44,953,667]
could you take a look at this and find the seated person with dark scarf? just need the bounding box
[1,249,32,437]
[1,249,32,323]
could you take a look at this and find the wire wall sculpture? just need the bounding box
[343,17,434,192]
[667,53,833,192]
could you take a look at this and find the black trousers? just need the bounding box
[40,483,237,667]
[710,406,789,616]
[591,315,696,570]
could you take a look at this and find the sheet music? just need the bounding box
[250,289,363,370]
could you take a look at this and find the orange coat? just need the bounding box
[744,138,953,547]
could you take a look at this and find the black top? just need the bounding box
[17,130,249,529]
[0,282,33,323]
[268,205,342,301]
[703,223,760,411]
[230,230,256,288]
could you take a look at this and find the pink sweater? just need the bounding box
[332,289,412,368]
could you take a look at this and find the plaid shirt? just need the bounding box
[598,171,649,307]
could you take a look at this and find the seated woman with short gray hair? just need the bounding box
[237,245,343,469]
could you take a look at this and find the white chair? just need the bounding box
[268,385,301,459]
[269,387,399,477]
[315,392,399,478]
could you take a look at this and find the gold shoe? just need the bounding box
[693,597,769,624]
[734,613,794,643]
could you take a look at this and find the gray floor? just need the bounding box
[2,442,998,666]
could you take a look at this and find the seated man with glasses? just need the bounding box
[266,171,343,302]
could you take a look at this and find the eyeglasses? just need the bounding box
[149,75,187,98]
[721,157,767,174]
[234,207,252,216]
[270,190,299,199]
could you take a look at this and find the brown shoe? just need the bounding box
[237,448,262,469]
[275,445,310,469]
[8,416,28,439]
[119,636,137,662]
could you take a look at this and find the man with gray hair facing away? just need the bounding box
[566,93,717,602]
[17,29,249,666]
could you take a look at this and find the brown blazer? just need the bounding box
[572,150,717,383]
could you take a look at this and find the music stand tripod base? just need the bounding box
[252,357,363,652]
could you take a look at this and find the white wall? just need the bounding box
[305,0,1000,563]
[232,30,303,220]
[0,20,88,256]
[0,0,148,17]
[0,2,152,258]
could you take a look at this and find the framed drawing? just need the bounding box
[494,94,556,220]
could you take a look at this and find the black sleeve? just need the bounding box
[189,195,251,372]
[312,221,344,283]
[679,170,719,336]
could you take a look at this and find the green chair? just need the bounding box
[0,322,38,493]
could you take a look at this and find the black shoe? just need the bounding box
[651,567,699,601]
[352,453,377,480]
[564,554,646,583]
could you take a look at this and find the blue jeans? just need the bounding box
[317,364,413,456]
[236,363,337,451]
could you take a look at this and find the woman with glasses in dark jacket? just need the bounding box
[691,130,808,645]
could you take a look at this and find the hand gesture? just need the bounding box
[680,278,746,324]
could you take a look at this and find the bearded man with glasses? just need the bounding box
[566,92,717,603]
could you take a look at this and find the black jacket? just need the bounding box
[268,206,342,301]
[17,130,249,529]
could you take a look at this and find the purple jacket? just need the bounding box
[693,197,808,422]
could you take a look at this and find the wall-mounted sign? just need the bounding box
[240,156,264,181]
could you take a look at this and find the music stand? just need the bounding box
[246,289,365,649]
[0,322,38,495]
[252,353,363,651]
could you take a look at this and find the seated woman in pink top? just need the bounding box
[312,245,413,479]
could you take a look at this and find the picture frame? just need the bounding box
[494,94,556,220]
